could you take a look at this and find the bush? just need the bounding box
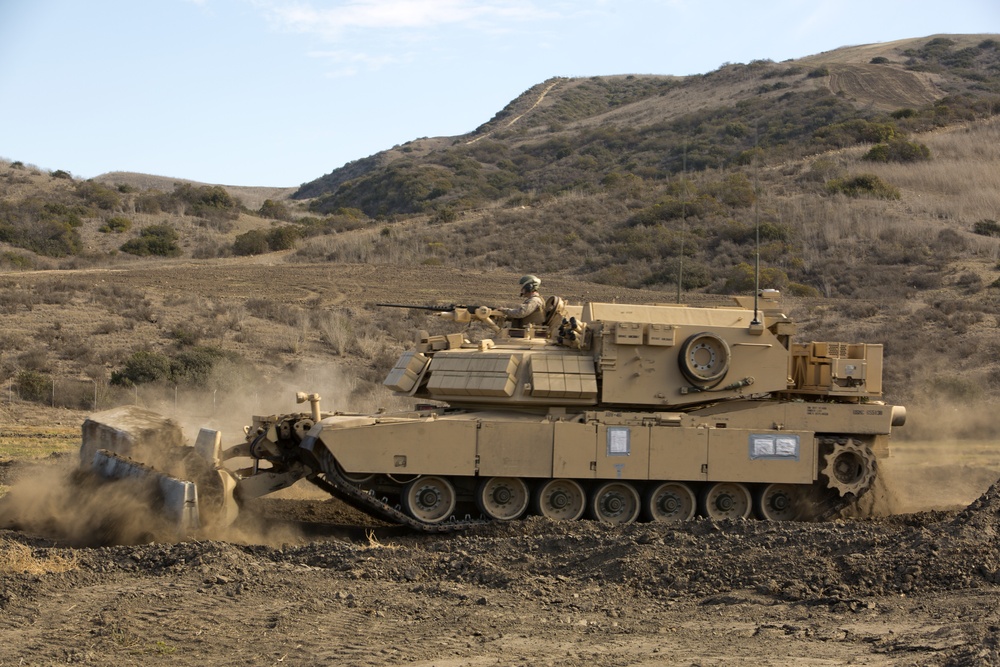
[259,199,291,221]
[75,181,122,210]
[870,56,890,64]
[110,350,172,386]
[720,262,789,293]
[120,224,181,256]
[99,216,132,233]
[16,370,52,403]
[973,219,1000,237]
[173,184,242,220]
[266,226,300,251]
[109,347,233,386]
[863,139,931,163]
[233,229,269,256]
[826,174,901,199]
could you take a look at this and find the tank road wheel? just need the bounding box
[476,477,530,521]
[821,438,877,497]
[700,482,752,520]
[533,479,586,521]
[754,483,804,521]
[590,482,641,525]
[645,482,697,524]
[402,476,457,524]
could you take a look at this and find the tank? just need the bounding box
[80,290,905,534]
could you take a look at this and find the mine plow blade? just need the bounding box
[80,406,239,539]
[87,448,201,537]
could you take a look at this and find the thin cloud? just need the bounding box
[254,0,557,38]
[308,48,409,75]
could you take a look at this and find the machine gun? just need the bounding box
[377,302,503,331]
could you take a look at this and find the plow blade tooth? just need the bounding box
[194,428,222,467]
[89,449,201,537]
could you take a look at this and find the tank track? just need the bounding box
[303,437,875,530]
[812,485,872,522]
[307,445,486,533]
[812,436,878,522]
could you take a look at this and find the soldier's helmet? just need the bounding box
[518,275,541,295]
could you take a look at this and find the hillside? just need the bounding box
[1,34,1000,433]
[296,34,998,213]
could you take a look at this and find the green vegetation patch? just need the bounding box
[826,173,901,199]
[0,427,79,459]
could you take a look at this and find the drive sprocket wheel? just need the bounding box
[820,437,876,497]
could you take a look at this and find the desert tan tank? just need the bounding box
[80,290,905,535]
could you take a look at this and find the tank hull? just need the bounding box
[314,398,896,522]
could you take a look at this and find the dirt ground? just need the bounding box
[1,436,999,666]
[2,261,1000,665]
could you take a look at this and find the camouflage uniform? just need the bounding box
[502,291,545,326]
[501,275,546,326]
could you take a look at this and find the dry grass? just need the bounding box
[0,538,78,574]
[363,530,400,550]
[864,119,1000,223]
[0,427,80,459]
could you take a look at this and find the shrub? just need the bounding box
[814,119,896,147]
[973,219,1000,237]
[75,181,122,210]
[120,224,181,256]
[16,370,52,403]
[826,174,901,199]
[266,226,300,251]
[870,56,890,64]
[233,229,269,256]
[259,199,291,221]
[170,347,228,384]
[110,350,172,386]
[0,252,35,270]
[173,184,242,220]
[99,216,132,233]
[806,67,829,78]
[168,324,200,347]
[863,139,931,163]
[110,347,234,386]
[720,262,789,293]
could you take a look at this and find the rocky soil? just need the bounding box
[2,450,1000,666]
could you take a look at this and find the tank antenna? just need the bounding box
[677,141,687,304]
[752,127,761,326]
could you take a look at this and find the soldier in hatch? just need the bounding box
[499,275,545,327]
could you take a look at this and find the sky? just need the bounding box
[0,1,997,187]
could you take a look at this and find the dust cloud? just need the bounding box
[0,462,185,546]
[872,398,1000,515]
[0,361,400,548]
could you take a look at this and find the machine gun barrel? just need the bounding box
[376,303,478,313]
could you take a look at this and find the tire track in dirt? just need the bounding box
[826,64,941,110]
